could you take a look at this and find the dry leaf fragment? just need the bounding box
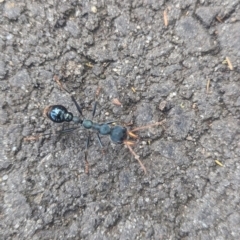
[216,16,223,23]
[85,62,93,68]
[24,135,41,141]
[95,86,101,97]
[112,98,122,106]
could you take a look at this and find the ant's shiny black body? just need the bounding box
[42,94,130,174]
[45,105,128,144]
[36,77,165,174]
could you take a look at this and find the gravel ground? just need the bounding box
[1,0,240,239]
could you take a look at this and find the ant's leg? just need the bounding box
[84,132,91,174]
[106,121,115,125]
[124,141,147,174]
[53,75,84,116]
[24,133,51,141]
[88,101,104,147]
[23,127,80,141]
[92,85,102,119]
[124,119,166,174]
[96,132,106,155]
[91,96,112,119]
[92,101,98,119]
[130,119,166,132]
[58,127,80,134]
[70,95,83,117]
[96,132,103,148]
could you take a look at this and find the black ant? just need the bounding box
[26,76,165,174]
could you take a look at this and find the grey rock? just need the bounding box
[65,21,81,38]
[195,7,220,27]
[175,16,217,53]
[217,22,240,60]
[4,2,23,20]
[9,69,31,88]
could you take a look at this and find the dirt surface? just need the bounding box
[1,0,240,239]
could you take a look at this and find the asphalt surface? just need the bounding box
[1,1,240,239]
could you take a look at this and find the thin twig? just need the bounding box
[226,57,233,70]
[163,9,168,27]
[206,79,211,94]
[112,98,122,106]
[215,160,223,167]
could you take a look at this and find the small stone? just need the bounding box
[196,7,220,27]
[175,16,216,53]
[4,2,22,20]
[0,108,8,124]
[9,69,31,88]
[91,6,97,13]
[159,101,167,111]
[3,175,8,180]
[66,21,80,38]
[159,101,171,112]
[186,135,193,141]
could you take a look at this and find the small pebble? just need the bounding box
[91,6,97,13]
[159,101,167,111]
[3,175,8,180]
